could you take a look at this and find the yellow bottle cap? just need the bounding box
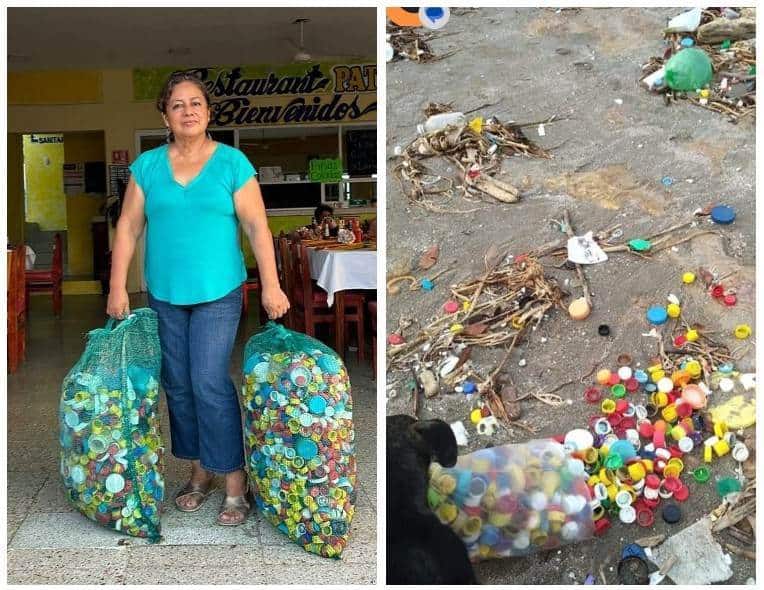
[470,408,483,424]
[686,329,699,342]
[734,324,752,339]
[596,369,612,385]
[682,272,696,284]
[667,303,681,318]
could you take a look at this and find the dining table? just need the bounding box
[302,239,377,357]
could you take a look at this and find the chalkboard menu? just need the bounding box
[260,182,322,210]
[345,129,376,176]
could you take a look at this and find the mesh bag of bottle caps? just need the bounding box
[428,440,594,562]
[242,322,356,558]
[59,309,164,542]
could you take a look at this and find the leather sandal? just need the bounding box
[174,478,218,513]
[216,489,253,526]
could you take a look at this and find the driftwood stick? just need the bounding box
[562,209,592,307]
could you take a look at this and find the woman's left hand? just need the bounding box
[261,286,290,319]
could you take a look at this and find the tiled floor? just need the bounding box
[7,294,377,585]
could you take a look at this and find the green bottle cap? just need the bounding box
[628,239,652,252]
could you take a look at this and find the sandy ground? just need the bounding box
[386,8,755,585]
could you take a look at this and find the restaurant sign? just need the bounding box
[134,63,376,127]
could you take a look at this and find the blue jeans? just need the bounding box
[148,285,244,474]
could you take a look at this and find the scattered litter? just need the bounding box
[387,23,458,63]
[450,420,469,446]
[567,231,608,264]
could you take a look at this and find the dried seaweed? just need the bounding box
[393,105,553,209]
[387,24,459,63]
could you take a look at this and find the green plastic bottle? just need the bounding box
[664,48,713,91]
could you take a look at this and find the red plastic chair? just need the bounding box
[25,233,63,317]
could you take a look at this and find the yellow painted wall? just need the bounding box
[22,134,67,231]
[9,70,103,104]
[7,134,25,245]
[64,132,107,276]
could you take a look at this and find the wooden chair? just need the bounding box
[8,246,27,373]
[25,233,63,316]
[368,300,377,379]
[290,242,365,360]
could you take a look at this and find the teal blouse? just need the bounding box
[129,142,256,305]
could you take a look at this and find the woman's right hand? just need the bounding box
[106,287,130,319]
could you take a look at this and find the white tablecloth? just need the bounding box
[307,248,377,306]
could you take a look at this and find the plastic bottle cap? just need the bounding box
[637,507,655,527]
[619,505,637,523]
[443,300,459,314]
[596,369,612,385]
[629,239,652,252]
[673,485,690,502]
[617,366,633,381]
[682,272,696,284]
[666,303,681,318]
[723,294,737,306]
[662,504,682,524]
[657,377,674,393]
[686,329,699,342]
[611,384,626,399]
[719,377,735,393]
[646,306,668,325]
[710,205,736,225]
[734,324,752,339]
[678,437,694,453]
[387,333,405,345]
[584,387,602,403]
[598,324,611,336]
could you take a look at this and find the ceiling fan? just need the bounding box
[290,18,313,63]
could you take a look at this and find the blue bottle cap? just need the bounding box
[634,369,648,383]
[463,381,477,394]
[295,437,318,460]
[711,205,735,225]
[662,504,682,524]
[308,395,327,415]
[421,278,434,291]
[646,306,668,325]
[680,37,694,47]
[622,542,648,560]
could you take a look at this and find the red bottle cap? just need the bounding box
[663,476,682,493]
[594,517,611,536]
[637,507,655,527]
[615,399,629,414]
[621,417,636,430]
[645,474,661,489]
[584,387,602,403]
[723,294,737,306]
[643,496,661,509]
[674,334,687,347]
[608,373,621,386]
[639,421,655,438]
[625,378,640,392]
[673,485,690,502]
[711,284,725,298]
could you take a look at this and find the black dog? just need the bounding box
[386,414,478,585]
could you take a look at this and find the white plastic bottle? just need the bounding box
[417,112,466,134]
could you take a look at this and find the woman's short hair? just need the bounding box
[156,71,212,115]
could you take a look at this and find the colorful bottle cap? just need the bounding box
[617,366,633,381]
[611,384,626,399]
[685,329,699,342]
[666,303,681,318]
[619,505,637,523]
[662,504,682,524]
[646,306,668,325]
[596,369,612,385]
[682,272,696,284]
[105,473,125,494]
[584,387,601,403]
[710,205,735,225]
[673,485,689,502]
[734,324,752,339]
[637,507,654,527]
[443,300,460,314]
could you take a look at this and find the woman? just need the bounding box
[107,71,289,526]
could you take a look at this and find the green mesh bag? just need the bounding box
[242,322,356,558]
[59,308,165,542]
